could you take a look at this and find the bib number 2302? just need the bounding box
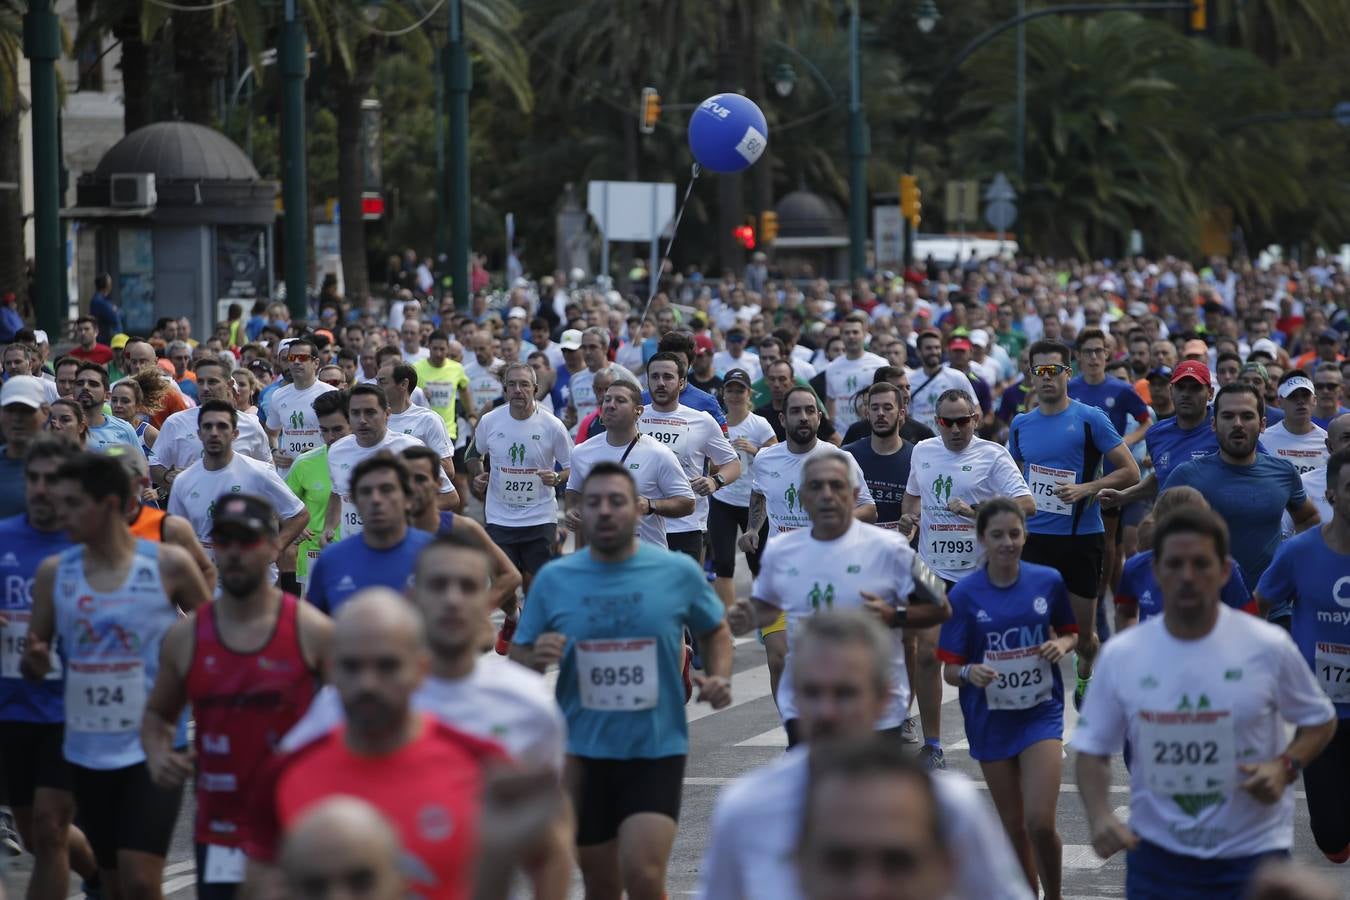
[576,638,658,711]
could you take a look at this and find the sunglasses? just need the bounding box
[1032,364,1071,378]
[211,532,267,549]
[938,414,977,428]
[287,353,313,363]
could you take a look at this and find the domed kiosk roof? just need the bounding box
[774,189,847,239]
[95,122,260,182]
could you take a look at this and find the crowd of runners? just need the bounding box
[1,252,1349,899]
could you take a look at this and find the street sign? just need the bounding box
[945,180,979,225]
[587,181,676,242]
[873,206,903,268]
[1335,101,1350,129]
[983,172,1017,233]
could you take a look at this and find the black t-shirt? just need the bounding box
[688,373,724,407]
[841,418,936,445]
[754,403,837,443]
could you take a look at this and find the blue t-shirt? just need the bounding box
[641,384,728,428]
[936,562,1076,761]
[306,528,435,615]
[1068,376,1150,442]
[1257,527,1350,718]
[1116,549,1252,623]
[1313,408,1350,430]
[87,415,141,452]
[515,543,725,759]
[0,452,26,519]
[1145,411,1219,490]
[1008,400,1123,536]
[843,438,913,526]
[0,515,72,723]
[1163,455,1305,596]
[437,511,455,535]
[177,378,199,403]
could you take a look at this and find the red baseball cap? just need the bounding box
[694,334,715,357]
[1169,360,1212,386]
[948,337,972,351]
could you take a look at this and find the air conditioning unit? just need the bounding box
[110,173,156,208]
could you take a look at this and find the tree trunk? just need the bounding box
[114,16,153,132]
[171,9,234,125]
[0,81,27,312]
[716,7,744,274]
[334,45,377,302]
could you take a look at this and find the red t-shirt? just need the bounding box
[243,716,507,900]
[69,344,113,366]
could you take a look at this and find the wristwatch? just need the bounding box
[712,473,726,489]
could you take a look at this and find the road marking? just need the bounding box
[688,664,773,723]
[161,874,197,894]
[1063,805,1130,870]
[736,726,787,747]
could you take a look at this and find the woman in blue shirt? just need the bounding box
[937,497,1078,900]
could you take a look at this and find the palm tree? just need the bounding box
[0,0,26,310]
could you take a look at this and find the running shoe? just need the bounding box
[917,744,946,771]
[494,612,518,656]
[1074,674,1091,711]
[899,715,921,744]
[682,642,694,704]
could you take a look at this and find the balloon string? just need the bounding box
[639,162,701,326]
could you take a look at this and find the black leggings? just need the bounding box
[1304,718,1350,856]
[708,497,768,579]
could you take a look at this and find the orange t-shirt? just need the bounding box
[1133,377,1152,406]
[149,385,191,429]
[244,716,507,900]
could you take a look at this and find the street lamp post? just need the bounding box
[847,0,867,280]
[24,0,63,334]
[445,0,471,311]
[280,0,308,318]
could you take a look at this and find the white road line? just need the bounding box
[688,665,772,723]
[164,861,195,877]
[161,874,197,894]
[1062,844,1110,869]
[66,862,198,900]
[735,726,787,747]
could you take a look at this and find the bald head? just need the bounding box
[281,797,405,900]
[333,589,429,744]
[1328,413,1350,453]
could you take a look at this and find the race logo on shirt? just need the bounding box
[932,474,953,504]
[846,374,859,393]
[783,483,801,512]
[508,442,527,465]
[808,582,835,610]
[289,410,305,430]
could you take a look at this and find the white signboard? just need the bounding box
[587,181,676,242]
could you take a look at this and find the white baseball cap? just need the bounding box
[1278,376,1315,399]
[968,329,990,348]
[32,330,48,346]
[559,329,584,351]
[0,375,46,409]
[1250,338,1280,359]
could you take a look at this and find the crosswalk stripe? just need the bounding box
[688,665,772,723]
[735,726,787,747]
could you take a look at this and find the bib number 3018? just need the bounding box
[576,638,658,711]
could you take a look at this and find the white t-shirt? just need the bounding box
[753,520,915,727]
[387,405,453,459]
[264,381,338,473]
[464,357,505,409]
[280,657,566,771]
[1260,421,1328,475]
[638,404,738,532]
[473,405,572,528]
[718,412,777,509]
[712,350,761,381]
[824,352,887,429]
[150,407,275,472]
[566,433,694,548]
[908,366,981,432]
[698,750,1032,900]
[327,431,452,536]
[569,365,640,427]
[905,437,1031,582]
[1071,606,1334,858]
[401,346,431,364]
[167,452,305,568]
[751,442,874,535]
[1281,466,1330,538]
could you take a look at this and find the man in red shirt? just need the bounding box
[242,588,507,900]
[142,495,332,900]
[67,315,113,366]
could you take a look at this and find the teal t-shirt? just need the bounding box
[516,543,725,759]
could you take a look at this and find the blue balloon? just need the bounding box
[688,93,769,174]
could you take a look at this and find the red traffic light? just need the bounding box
[733,224,756,249]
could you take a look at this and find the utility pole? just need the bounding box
[846,0,868,280]
[24,0,63,334]
[434,47,448,267]
[280,0,308,319]
[1014,0,1026,248]
[446,0,471,311]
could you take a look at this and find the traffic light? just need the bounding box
[1185,0,1213,35]
[733,224,756,250]
[760,210,779,244]
[900,174,922,228]
[640,87,661,134]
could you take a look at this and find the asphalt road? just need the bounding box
[6,554,1350,898]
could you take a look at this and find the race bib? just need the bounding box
[425,381,454,409]
[1315,641,1350,703]
[643,422,689,458]
[339,497,364,536]
[1,612,61,680]
[282,431,319,456]
[983,647,1052,710]
[66,660,145,733]
[927,522,976,570]
[203,845,246,884]
[575,638,658,711]
[1137,708,1236,799]
[494,467,540,506]
[472,376,503,402]
[1028,464,1075,515]
[298,548,321,590]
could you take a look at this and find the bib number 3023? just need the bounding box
[983,646,1052,710]
[575,638,659,711]
[1137,708,1236,798]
